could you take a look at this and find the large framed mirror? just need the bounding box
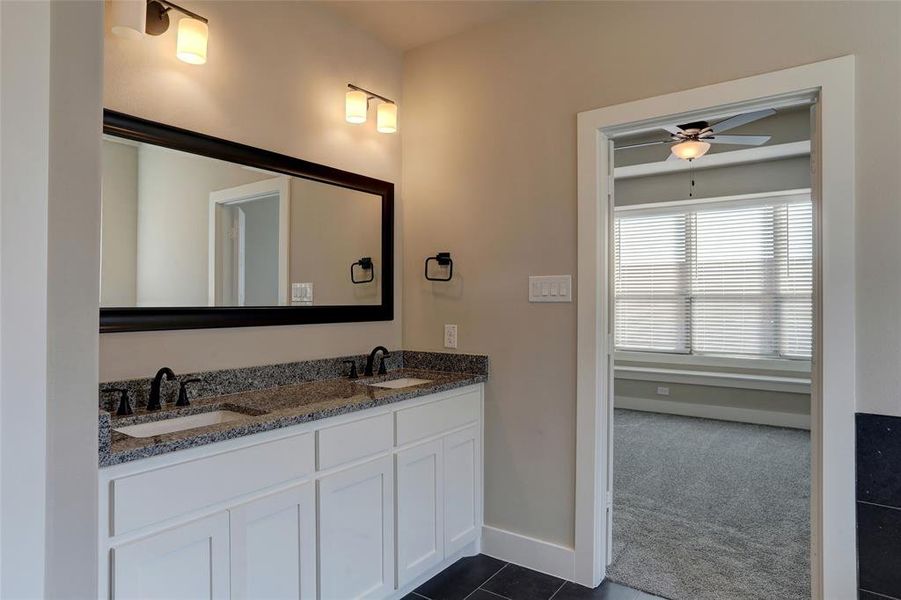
[100,110,393,332]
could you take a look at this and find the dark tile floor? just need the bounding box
[405,554,665,600]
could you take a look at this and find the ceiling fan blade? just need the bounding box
[707,134,771,146]
[712,108,776,133]
[661,124,683,135]
[616,140,671,150]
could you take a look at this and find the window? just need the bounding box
[614,191,812,359]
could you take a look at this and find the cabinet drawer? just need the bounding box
[317,412,393,471]
[111,433,314,536]
[396,389,480,446]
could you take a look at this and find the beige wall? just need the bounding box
[2,1,102,596]
[616,156,810,206]
[135,144,270,306]
[290,179,382,305]
[402,1,901,547]
[101,1,403,381]
[100,141,138,305]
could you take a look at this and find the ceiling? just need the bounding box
[313,1,536,52]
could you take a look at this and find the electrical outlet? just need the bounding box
[444,324,458,349]
[656,386,670,396]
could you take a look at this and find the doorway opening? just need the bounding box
[607,104,812,599]
[574,57,856,599]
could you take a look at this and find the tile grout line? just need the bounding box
[410,593,431,600]
[473,588,512,600]
[858,499,901,512]
[547,580,568,600]
[463,563,509,600]
[477,562,509,589]
[859,588,901,600]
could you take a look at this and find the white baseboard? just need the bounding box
[481,525,575,581]
[615,395,810,429]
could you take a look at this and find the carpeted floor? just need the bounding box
[608,409,810,600]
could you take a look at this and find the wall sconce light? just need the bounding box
[345,84,397,134]
[110,0,209,65]
[109,0,146,40]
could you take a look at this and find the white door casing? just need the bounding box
[576,56,855,599]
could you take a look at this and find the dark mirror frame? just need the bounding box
[100,109,394,333]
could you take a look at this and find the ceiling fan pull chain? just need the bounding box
[689,160,695,198]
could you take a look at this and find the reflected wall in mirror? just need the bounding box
[101,136,381,307]
[99,110,392,332]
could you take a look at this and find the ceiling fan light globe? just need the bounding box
[671,140,711,160]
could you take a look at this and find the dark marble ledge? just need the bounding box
[100,367,486,467]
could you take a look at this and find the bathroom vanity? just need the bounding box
[97,353,487,600]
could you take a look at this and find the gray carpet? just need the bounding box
[608,409,810,600]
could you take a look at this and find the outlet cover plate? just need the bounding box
[444,324,458,349]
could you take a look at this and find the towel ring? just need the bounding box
[351,257,374,284]
[425,252,453,282]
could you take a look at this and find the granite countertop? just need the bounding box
[99,367,485,467]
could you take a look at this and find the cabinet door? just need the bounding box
[229,483,316,600]
[444,425,481,555]
[112,512,229,600]
[318,456,394,600]
[396,438,444,586]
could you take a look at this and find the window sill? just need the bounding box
[614,350,811,374]
[614,365,811,394]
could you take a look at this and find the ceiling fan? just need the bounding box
[617,108,776,161]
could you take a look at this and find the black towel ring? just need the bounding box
[425,252,453,282]
[351,257,374,284]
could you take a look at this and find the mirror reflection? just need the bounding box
[100,137,382,307]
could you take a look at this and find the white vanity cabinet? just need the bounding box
[229,483,316,600]
[318,456,395,599]
[99,383,484,600]
[112,512,230,600]
[396,438,444,587]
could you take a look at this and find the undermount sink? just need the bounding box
[367,377,433,389]
[114,410,247,438]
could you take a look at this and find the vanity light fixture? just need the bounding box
[377,102,398,134]
[109,0,147,40]
[110,0,209,65]
[345,84,397,133]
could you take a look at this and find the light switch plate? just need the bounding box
[529,275,572,303]
[444,324,458,349]
[292,282,313,304]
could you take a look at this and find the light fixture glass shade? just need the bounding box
[110,0,146,40]
[377,102,397,133]
[346,90,368,124]
[176,18,208,65]
[671,140,711,160]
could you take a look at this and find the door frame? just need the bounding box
[574,56,855,599]
[208,176,290,306]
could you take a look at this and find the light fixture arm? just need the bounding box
[152,0,208,23]
[347,83,395,106]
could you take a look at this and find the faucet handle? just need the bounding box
[343,360,358,379]
[102,388,133,416]
[176,378,202,407]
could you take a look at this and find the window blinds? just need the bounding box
[614,192,812,359]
